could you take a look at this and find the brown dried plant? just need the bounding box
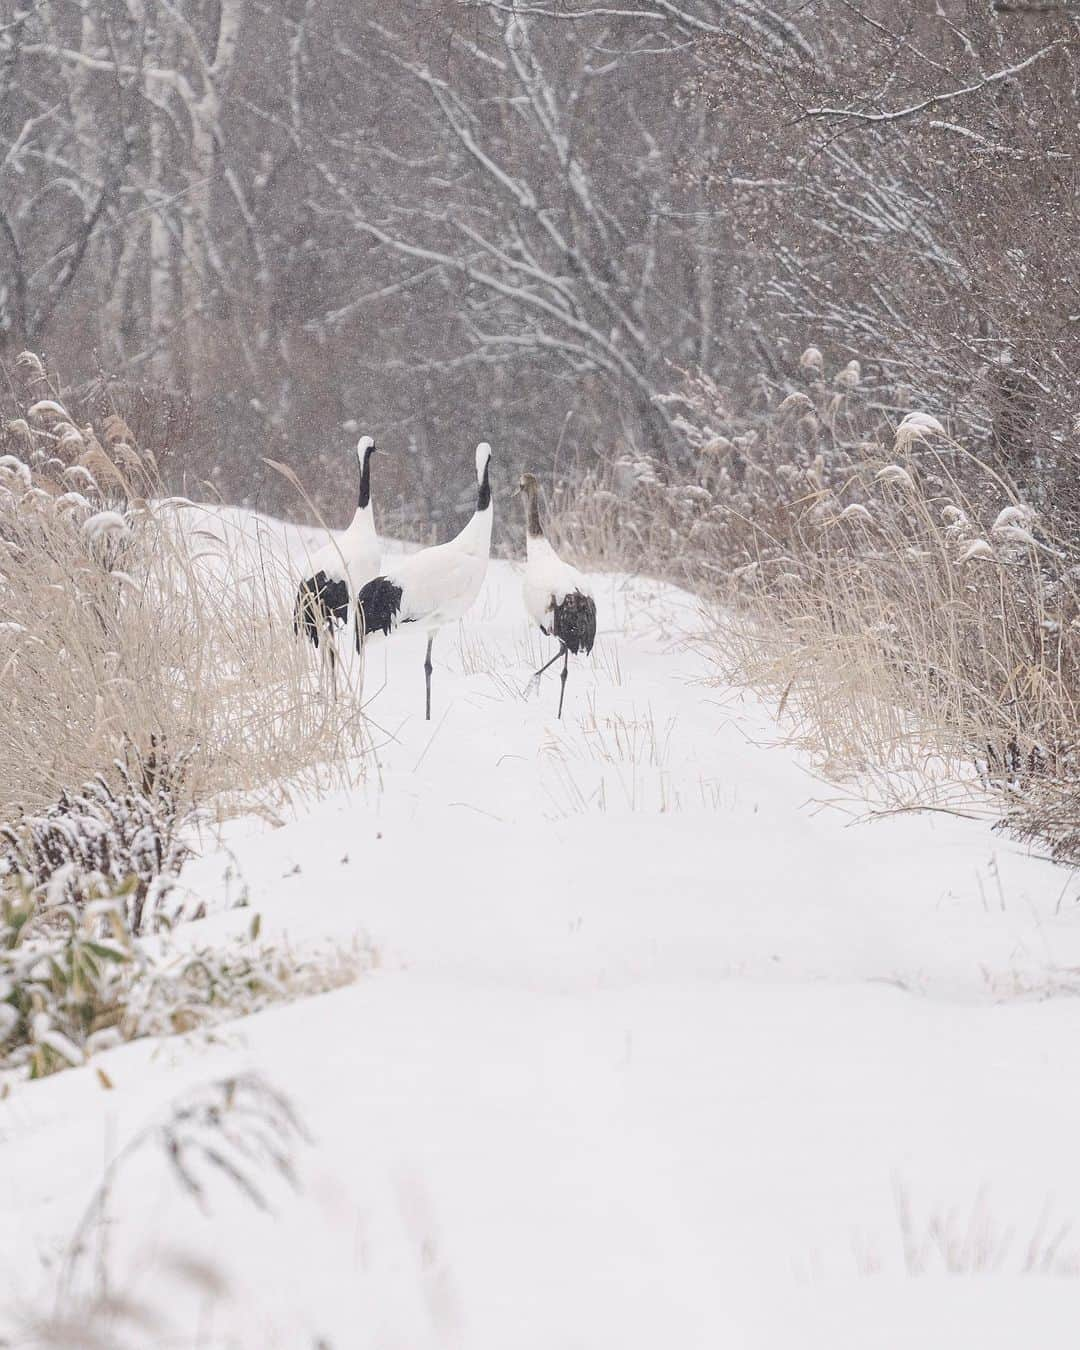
[0,355,369,825]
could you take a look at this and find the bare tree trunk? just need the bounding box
[148,109,174,383]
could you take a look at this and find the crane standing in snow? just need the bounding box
[356,442,494,720]
[519,473,596,719]
[294,436,382,678]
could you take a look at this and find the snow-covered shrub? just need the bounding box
[0,882,366,1079]
[0,747,194,934]
[0,888,133,1078]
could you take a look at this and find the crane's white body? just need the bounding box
[378,532,490,631]
[523,533,593,635]
[358,442,493,721]
[368,443,493,636]
[303,503,380,599]
[517,473,597,719]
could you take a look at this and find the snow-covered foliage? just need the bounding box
[0,882,365,1080]
[0,889,135,1077]
[0,748,194,934]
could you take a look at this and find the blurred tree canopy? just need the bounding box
[1,0,1077,523]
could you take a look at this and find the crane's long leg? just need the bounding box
[325,637,339,701]
[526,642,569,702]
[315,620,338,700]
[424,633,435,721]
[532,643,567,682]
[557,647,569,719]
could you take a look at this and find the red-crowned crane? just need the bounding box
[357,442,493,720]
[293,436,382,676]
[519,473,596,719]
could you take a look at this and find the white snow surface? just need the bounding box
[5,508,1080,1346]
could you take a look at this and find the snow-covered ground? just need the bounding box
[5,513,1080,1347]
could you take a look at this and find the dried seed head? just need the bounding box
[776,391,815,416]
[0,456,31,489]
[82,510,130,545]
[55,424,85,451]
[895,411,947,450]
[993,504,1036,532]
[835,359,861,389]
[102,414,135,445]
[875,465,914,489]
[799,346,823,373]
[111,442,143,473]
[956,539,995,564]
[27,399,70,425]
[62,464,99,493]
[79,445,126,489]
[14,351,45,381]
[20,487,53,512]
[994,524,1040,549]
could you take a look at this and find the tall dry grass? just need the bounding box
[551,360,1080,857]
[0,354,367,823]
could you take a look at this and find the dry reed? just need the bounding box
[0,356,368,823]
[551,359,1080,855]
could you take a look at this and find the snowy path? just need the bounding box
[5,532,1080,1347]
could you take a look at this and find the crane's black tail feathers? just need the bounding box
[552,590,597,656]
[294,571,350,649]
[355,576,404,649]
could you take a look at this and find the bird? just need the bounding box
[518,473,596,719]
[356,442,493,720]
[294,436,382,677]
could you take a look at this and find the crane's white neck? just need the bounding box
[348,499,375,537]
[456,497,493,557]
[455,444,493,556]
[525,531,558,564]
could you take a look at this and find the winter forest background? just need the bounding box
[1,0,1077,533]
[9,6,1080,1339]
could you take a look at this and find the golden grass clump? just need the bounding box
[0,358,368,823]
[551,358,1080,852]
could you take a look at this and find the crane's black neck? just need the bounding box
[358,449,373,510]
[526,489,543,538]
[476,458,491,512]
